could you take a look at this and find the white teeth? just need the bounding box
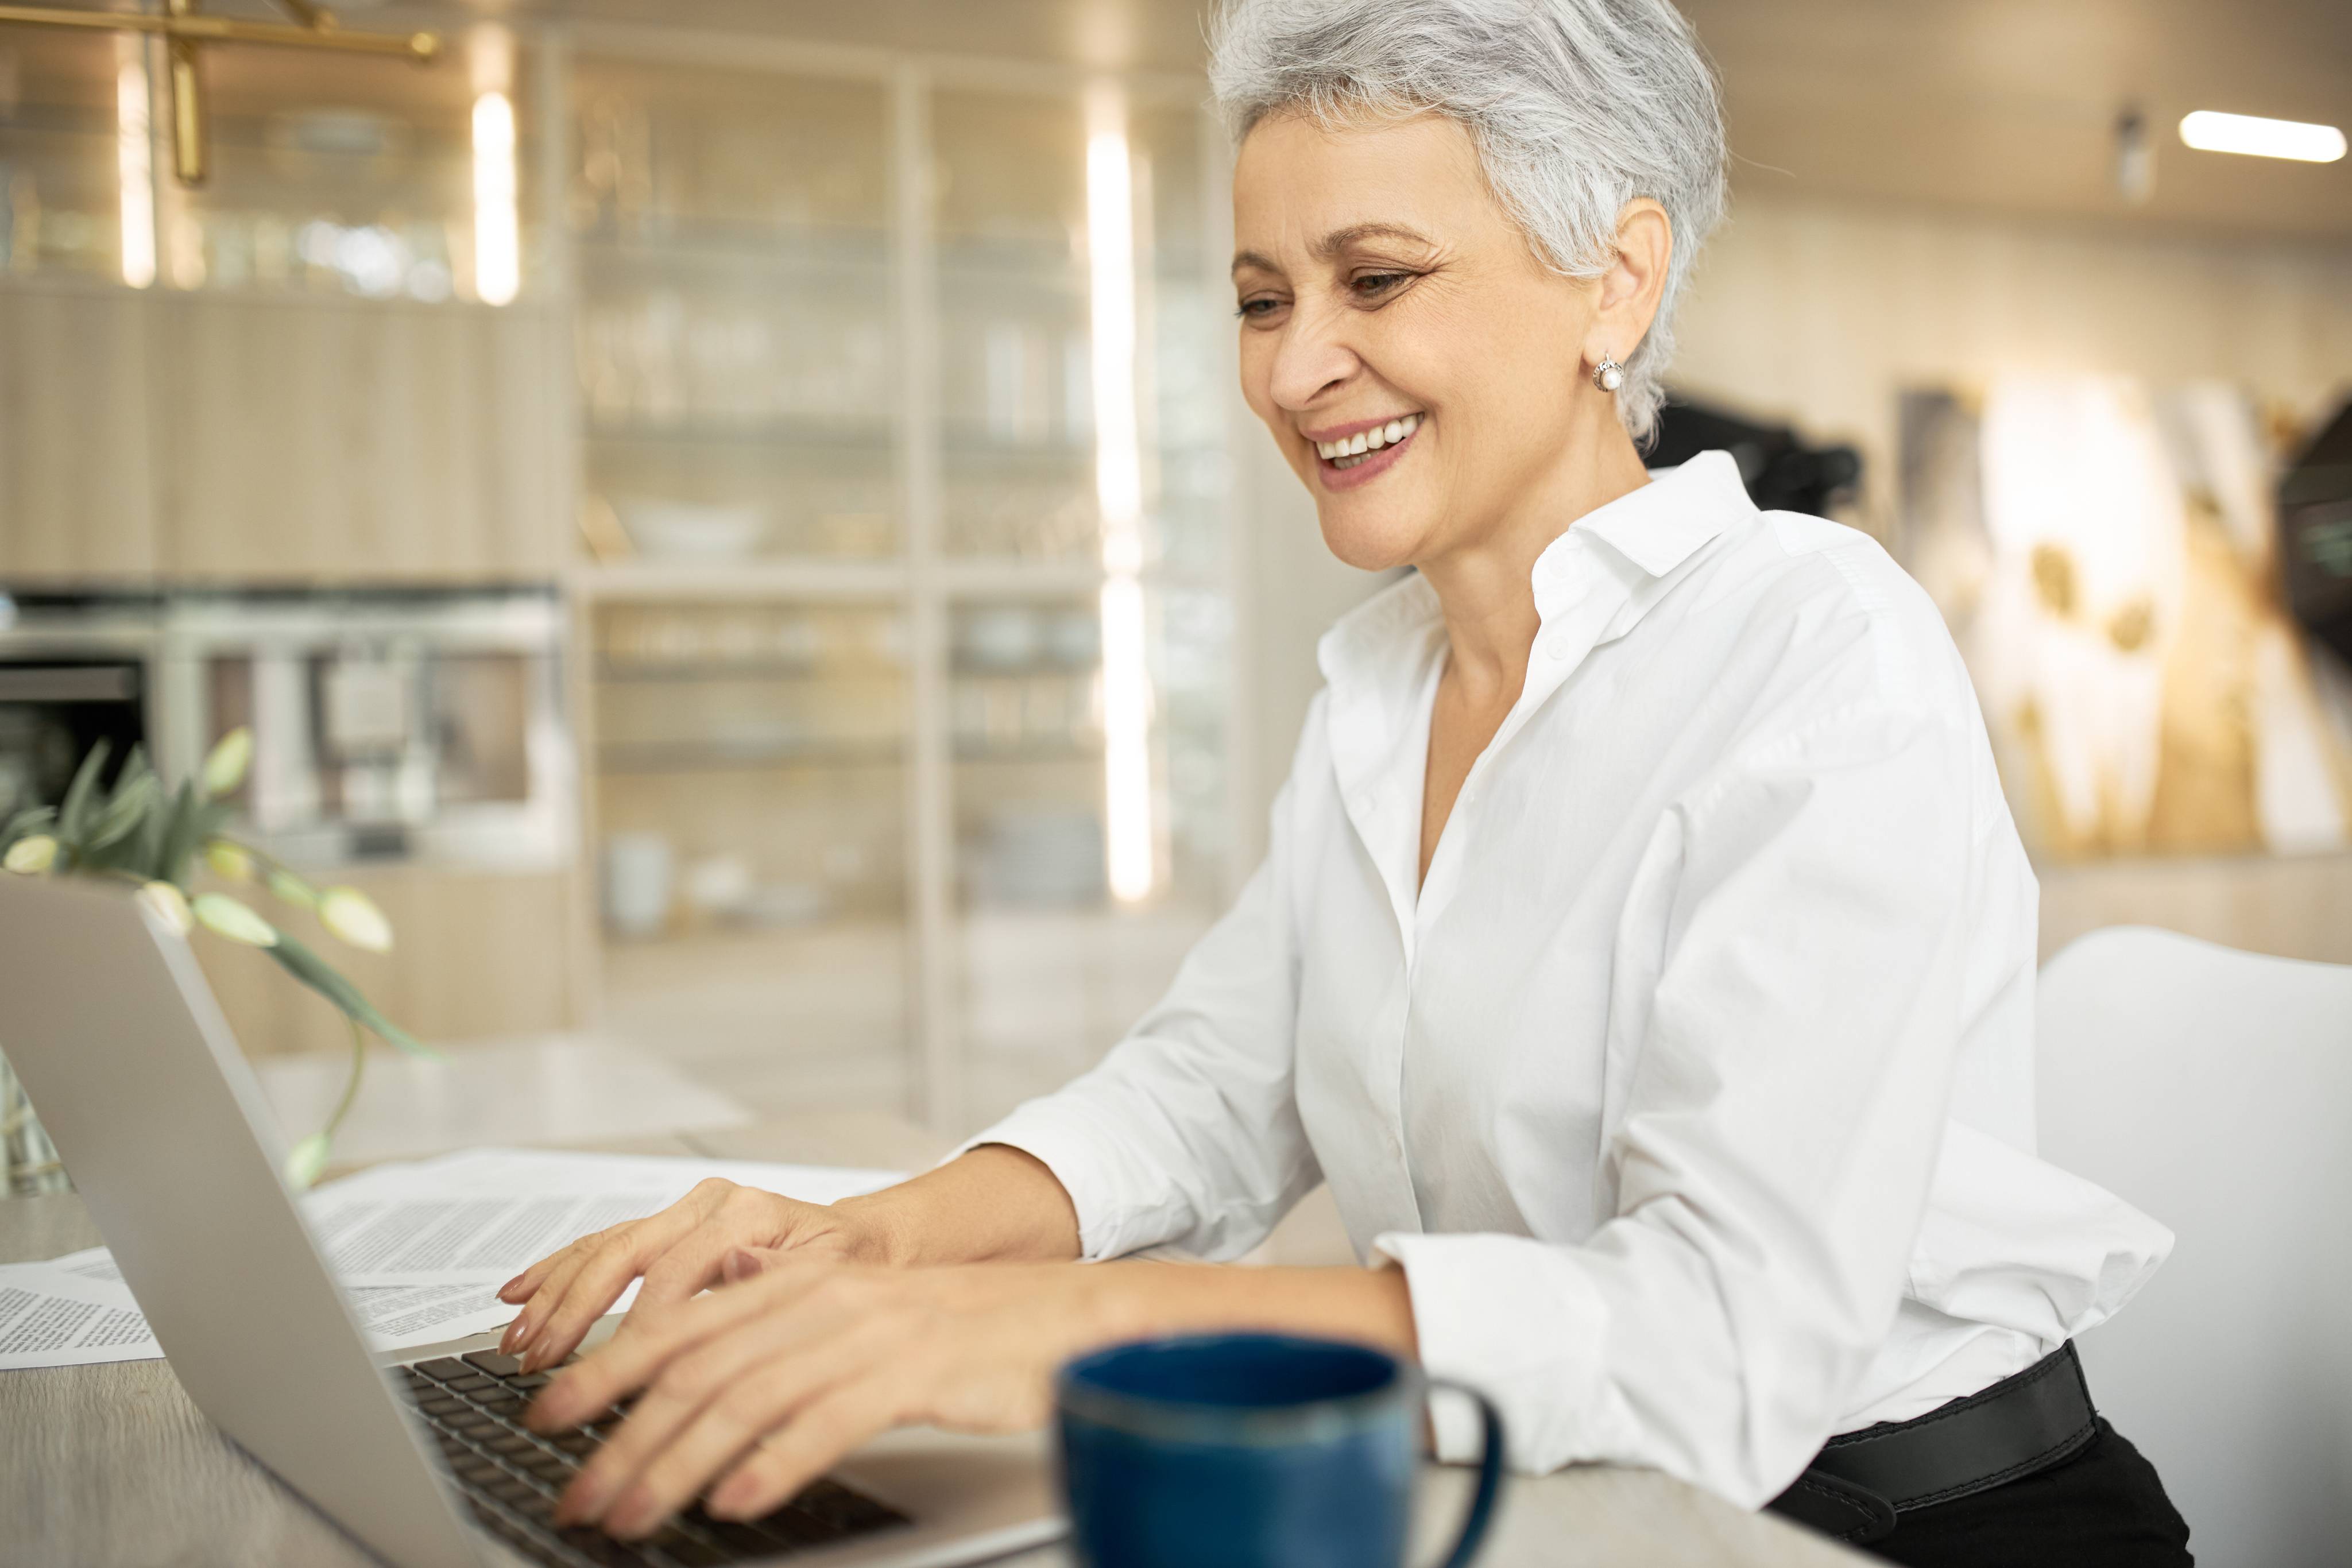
[1313,413,1420,464]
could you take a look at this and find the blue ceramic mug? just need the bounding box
[1054,1334,1506,1568]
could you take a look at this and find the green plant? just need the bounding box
[0,729,431,1188]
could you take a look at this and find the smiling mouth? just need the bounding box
[1313,412,1423,470]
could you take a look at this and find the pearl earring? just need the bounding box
[1592,354,1625,393]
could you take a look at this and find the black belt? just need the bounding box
[1767,1342,2099,1546]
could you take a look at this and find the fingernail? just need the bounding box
[498,1318,524,1354]
[496,1274,526,1302]
[607,1489,659,1539]
[707,1476,757,1519]
[724,1248,760,1283]
[556,1474,609,1526]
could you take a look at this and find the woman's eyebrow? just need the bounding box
[1230,223,1438,278]
[1313,222,1435,258]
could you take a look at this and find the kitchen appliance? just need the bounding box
[0,592,161,825]
[0,588,573,870]
[154,589,574,869]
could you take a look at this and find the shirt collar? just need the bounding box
[1538,447,1752,582]
[1317,448,1754,686]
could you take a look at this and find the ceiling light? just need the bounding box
[2177,110,2346,164]
[470,91,518,305]
[1085,79,1156,906]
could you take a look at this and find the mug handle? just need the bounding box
[1421,1379,1507,1568]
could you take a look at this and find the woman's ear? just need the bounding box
[1586,198,1673,365]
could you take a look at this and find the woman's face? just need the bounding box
[1231,111,1606,572]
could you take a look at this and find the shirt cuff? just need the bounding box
[1372,1230,1629,1473]
[949,1100,1188,1262]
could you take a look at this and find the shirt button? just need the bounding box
[1544,627,1575,659]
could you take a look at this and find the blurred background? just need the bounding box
[1,0,2346,1157]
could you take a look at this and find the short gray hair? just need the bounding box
[1209,0,1726,444]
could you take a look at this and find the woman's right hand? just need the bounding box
[494,1179,895,1372]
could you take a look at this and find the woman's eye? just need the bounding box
[1351,272,1410,298]
[1235,297,1285,320]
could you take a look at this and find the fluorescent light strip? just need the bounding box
[471,91,520,305]
[1086,81,1155,904]
[1098,574,1154,904]
[2178,110,2346,164]
[115,53,155,289]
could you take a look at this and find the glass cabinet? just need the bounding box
[933,89,1095,563]
[3,18,1243,1133]
[588,596,914,1108]
[153,40,528,300]
[0,30,141,283]
[571,59,896,564]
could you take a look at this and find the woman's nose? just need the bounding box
[1266,304,1361,412]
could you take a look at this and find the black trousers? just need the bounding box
[1863,1417,2194,1567]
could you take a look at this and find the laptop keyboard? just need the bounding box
[399,1350,911,1567]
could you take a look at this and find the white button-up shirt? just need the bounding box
[969,451,2171,1507]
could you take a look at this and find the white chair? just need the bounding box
[2037,926,2352,1567]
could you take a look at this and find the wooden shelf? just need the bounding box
[941,558,1104,597]
[598,738,904,772]
[586,416,893,450]
[574,559,904,599]
[572,557,1108,601]
[594,659,864,682]
[577,230,891,274]
[952,741,1102,763]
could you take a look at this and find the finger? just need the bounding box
[497,1231,614,1352]
[703,1380,907,1526]
[553,1307,811,1527]
[527,1268,824,1431]
[498,1228,600,1306]
[502,1228,635,1361]
[626,1221,771,1322]
[724,1246,779,1283]
[604,1331,900,1539]
[502,1221,657,1354]
[521,1187,739,1369]
[498,1242,582,1306]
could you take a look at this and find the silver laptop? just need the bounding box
[0,876,1062,1568]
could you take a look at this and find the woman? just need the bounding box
[502,1,2192,1560]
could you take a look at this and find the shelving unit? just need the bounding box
[0,19,1243,1130]
[552,30,1245,1133]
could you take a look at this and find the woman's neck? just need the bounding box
[1416,415,1653,707]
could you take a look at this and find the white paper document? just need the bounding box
[0,1262,158,1369]
[1,1148,906,1372]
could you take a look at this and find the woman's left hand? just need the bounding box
[522,1251,1129,1540]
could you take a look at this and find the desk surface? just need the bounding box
[0,1114,1859,1568]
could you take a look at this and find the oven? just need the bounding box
[0,593,160,827]
[153,589,574,870]
[0,588,572,870]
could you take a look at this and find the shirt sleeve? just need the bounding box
[953,776,1320,1263]
[1376,696,1994,1506]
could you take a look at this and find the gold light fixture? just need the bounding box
[0,0,440,185]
